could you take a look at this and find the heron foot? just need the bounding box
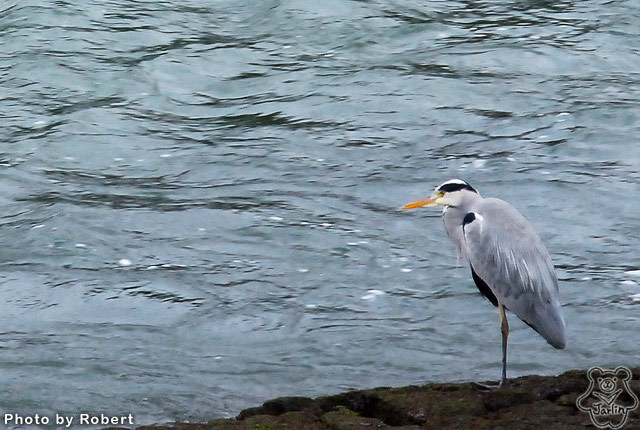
[471,379,509,390]
[471,381,501,390]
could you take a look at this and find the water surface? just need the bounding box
[1,0,639,425]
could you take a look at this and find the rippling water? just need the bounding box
[1,0,639,426]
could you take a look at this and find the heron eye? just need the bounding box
[436,191,445,198]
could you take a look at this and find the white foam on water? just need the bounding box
[472,159,486,169]
[361,289,385,300]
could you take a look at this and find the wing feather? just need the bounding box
[462,198,566,349]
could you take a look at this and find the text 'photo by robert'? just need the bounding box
[4,412,134,427]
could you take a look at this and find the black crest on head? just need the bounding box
[437,180,477,194]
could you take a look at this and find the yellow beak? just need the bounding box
[402,197,436,210]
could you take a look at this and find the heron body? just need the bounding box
[403,179,566,386]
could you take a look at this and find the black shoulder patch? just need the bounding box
[438,181,477,194]
[470,266,498,307]
[462,212,476,226]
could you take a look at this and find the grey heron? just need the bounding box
[403,179,566,387]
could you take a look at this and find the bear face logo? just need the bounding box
[577,366,639,429]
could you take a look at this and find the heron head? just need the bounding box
[402,179,479,209]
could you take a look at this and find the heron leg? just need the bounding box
[471,304,510,391]
[499,303,509,387]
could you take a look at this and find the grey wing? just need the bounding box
[462,198,566,349]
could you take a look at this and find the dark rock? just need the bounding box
[483,389,533,412]
[237,396,319,419]
[120,366,639,430]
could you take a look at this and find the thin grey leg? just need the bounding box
[471,304,510,390]
[499,303,509,387]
